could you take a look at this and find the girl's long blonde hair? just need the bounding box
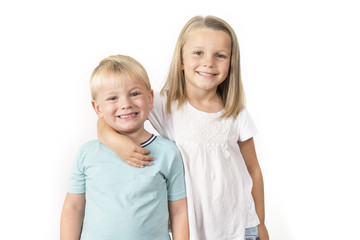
[161,15,246,118]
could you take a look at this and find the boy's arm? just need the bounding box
[60,193,85,240]
[238,138,269,240]
[168,198,189,240]
[97,118,154,167]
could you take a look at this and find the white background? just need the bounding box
[1,0,359,239]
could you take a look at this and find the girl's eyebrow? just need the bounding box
[218,49,231,54]
[189,46,204,50]
[190,45,230,52]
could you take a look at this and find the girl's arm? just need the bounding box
[238,138,269,240]
[168,198,189,240]
[60,193,85,240]
[97,118,154,168]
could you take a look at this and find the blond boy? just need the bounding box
[60,55,188,240]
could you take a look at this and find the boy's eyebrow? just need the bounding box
[102,89,118,95]
[101,86,145,96]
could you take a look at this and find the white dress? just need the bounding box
[149,92,260,240]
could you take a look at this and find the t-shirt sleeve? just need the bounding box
[67,146,87,194]
[238,108,259,142]
[148,91,168,137]
[166,144,187,201]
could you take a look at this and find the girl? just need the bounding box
[98,16,269,240]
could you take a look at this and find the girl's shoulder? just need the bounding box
[235,108,259,141]
[236,107,250,119]
[153,91,167,106]
[153,91,182,113]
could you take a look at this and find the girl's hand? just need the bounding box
[119,138,154,168]
[258,223,269,240]
[97,118,154,168]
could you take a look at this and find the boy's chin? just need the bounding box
[114,127,146,137]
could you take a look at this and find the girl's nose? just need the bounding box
[202,56,214,68]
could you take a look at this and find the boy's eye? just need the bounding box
[130,92,140,97]
[107,96,118,101]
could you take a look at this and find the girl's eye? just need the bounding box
[194,51,203,56]
[216,54,227,59]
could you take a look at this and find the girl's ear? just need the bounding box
[91,100,103,118]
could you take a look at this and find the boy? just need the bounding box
[60,55,189,240]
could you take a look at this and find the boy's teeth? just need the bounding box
[119,113,136,118]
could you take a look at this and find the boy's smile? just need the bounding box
[118,113,138,119]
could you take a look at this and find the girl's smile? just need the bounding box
[197,71,217,77]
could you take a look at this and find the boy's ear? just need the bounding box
[91,100,103,118]
[148,89,154,109]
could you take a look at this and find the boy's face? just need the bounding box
[92,77,153,137]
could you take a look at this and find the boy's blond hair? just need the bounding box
[161,15,246,118]
[90,55,151,101]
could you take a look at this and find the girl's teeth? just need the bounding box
[198,72,214,76]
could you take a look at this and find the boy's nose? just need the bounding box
[119,97,131,109]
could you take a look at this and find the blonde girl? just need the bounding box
[98,16,269,240]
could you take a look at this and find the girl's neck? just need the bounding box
[186,90,224,113]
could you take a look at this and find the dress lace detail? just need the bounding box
[175,103,232,146]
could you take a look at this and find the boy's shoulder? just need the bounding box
[149,136,184,172]
[151,135,178,150]
[148,136,182,159]
[79,139,101,150]
[77,140,103,159]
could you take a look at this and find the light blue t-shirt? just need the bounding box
[68,135,187,240]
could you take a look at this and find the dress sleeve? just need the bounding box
[148,91,168,136]
[237,108,259,142]
[67,145,87,194]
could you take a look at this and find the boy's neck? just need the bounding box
[119,128,152,145]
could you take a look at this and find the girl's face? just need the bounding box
[182,28,232,95]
